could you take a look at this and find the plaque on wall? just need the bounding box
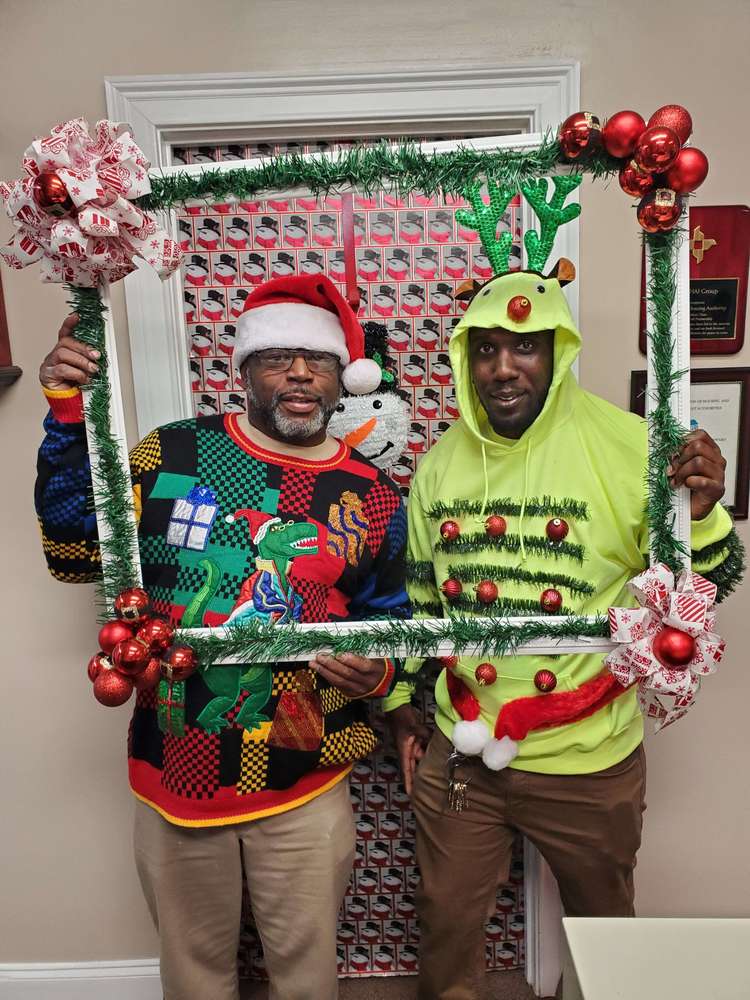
[639,205,750,355]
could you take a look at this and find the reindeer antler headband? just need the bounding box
[456,173,583,280]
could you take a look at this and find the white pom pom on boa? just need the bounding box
[451,719,491,756]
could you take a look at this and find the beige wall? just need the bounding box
[1,0,748,964]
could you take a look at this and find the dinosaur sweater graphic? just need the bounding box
[36,405,409,827]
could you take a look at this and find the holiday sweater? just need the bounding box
[383,269,743,773]
[36,390,409,826]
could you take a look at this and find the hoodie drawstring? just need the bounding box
[477,442,490,523]
[517,438,532,564]
[476,438,531,565]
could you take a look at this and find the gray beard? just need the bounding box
[246,384,338,441]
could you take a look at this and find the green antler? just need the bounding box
[455,180,517,276]
[521,174,583,273]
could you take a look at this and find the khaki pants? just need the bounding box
[133,778,356,1000]
[413,730,647,1000]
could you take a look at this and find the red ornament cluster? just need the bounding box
[87,588,193,707]
[559,104,708,234]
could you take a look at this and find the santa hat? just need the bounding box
[233,274,381,395]
[225,509,281,547]
[446,664,627,771]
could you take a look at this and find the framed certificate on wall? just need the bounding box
[639,205,750,355]
[630,367,750,518]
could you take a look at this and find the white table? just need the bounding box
[563,917,750,1000]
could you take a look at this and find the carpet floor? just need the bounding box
[241,968,543,998]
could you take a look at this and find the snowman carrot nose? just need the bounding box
[344,417,377,448]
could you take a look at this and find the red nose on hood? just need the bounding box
[507,295,532,322]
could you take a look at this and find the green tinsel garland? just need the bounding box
[693,527,746,603]
[406,560,438,585]
[426,496,590,520]
[69,141,735,659]
[66,285,140,609]
[643,229,689,572]
[174,613,609,668]
[137,137,623,213]
[433,595,571,616]
[436,531,585,564]
[444,562,594,597]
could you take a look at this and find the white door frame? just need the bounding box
[105,64,577,995]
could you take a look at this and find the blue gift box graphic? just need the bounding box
[166,486,219,551]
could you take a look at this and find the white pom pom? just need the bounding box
[452,719,490,756]
[342,358,382,395]
[481,736,518,771]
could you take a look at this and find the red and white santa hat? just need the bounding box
[233,273,381,395]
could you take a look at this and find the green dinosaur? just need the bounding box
[196,518,319,734]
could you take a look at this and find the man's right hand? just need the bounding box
[386,704,431,795]
[39,314,100,390]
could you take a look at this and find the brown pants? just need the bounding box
[133,777,356,1000]
[413,730,647,1000]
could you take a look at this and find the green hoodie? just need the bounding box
[384,269,734,773]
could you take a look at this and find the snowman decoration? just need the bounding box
[328,321,409,474]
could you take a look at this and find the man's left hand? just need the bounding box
[668,429,726,521]
[310,653,387,698]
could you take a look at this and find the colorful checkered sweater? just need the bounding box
[36,394,409,826]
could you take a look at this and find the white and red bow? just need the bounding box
[0,118,182,286]
[605,563,725,731]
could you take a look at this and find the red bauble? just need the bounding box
[634,126,680,174]
[440,655,459,670]
[440,520,461,541]
[558,112,602,161]
[114,587,151,625]
[637,189,683,234]
[93,668,134,707]
[507,295,532,322]
[32,172,73,217]
[136,617,176,653]
[546,518,569,543]
[111,637,150,676]
[652,627,696,668]
[475,662,498,686]
[664,147,709,194]
[87,651,110,683]
[485,515,507,538]
[98,619,135,655]
[160,644,198,682]
[441,578,463,601]
[619,160,656,198]
[134,657,162,691]
[534,669,558,693]
[647,104,693,145]
[602,110,646,159]
[540,588,563,613]
[475,580,499,604]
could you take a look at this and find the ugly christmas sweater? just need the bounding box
[383,269,743,774]
[36,390,409,826]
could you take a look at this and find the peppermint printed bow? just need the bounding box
[0,118,182,286]
[605,563,725,731]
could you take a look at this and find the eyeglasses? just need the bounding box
[250,349,341,374]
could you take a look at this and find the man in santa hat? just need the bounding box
[34,273,410,1000]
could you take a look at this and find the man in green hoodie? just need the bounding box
[385,261,741,999]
